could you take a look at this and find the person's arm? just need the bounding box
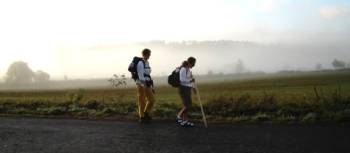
[179,67,192,84]
[137,60,145,82]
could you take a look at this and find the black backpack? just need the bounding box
[128,57,145,81]
[168,67,181,87]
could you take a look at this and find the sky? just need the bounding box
[0,0,349,80]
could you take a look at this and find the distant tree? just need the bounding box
[5,61,34,84]
[207,70,214,76]
[332,59,346,69]
[315,64,323,71]
[235,59,245,74]
[34,70,50,83]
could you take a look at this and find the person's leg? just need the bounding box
[144,87,155,116]
[182,106,189,121]
[137,85,146,118]
[176,106,188,124]
[177,107,186,118]
[183,86,192,120]
[180,87,194,127]
[176,86,187,124]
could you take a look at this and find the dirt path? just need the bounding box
[0,117,349,153]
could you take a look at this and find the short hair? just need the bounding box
[142,48,151,56]
[187,57,196,64]
[181,60,189,67]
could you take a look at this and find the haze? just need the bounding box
[0,0,349,81]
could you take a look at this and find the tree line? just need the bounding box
[2,61,50,85]
[1,58,349,85]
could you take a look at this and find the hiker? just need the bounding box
[129,48,155,123]
[176,57,197,127]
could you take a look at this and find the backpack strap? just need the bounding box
[138,59,152,82]
[139,59,149,77]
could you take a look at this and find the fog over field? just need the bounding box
[2,39,349,81]
[64,39,350,77]
[0,0,349,81]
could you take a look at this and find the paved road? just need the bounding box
[0,117,349,153]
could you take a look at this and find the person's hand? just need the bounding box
[139,80,147,87]
[192,87,197,95]
[191,78,195,83]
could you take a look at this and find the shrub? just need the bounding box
[252,113,271,122]
[301,112,318,123]
[84,100,101,110]
[333,109,350,122]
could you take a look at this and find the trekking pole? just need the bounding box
[194,84,208,128]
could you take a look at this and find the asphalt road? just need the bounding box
[0,117,349,153]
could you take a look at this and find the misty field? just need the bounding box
[0,70,350,123]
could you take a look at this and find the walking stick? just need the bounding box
[194,84,208,128]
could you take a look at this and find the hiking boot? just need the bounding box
[176,116,183,125]
[144,112,152,122]
[180,120,195,128]
[139,117,147,124]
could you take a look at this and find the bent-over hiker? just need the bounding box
[176,57,197,127]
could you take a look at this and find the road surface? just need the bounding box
[0,117,349,153]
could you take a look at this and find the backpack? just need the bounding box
[168,67,181,87]
[128,56,145,81]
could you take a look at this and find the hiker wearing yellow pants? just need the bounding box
[135,48,155,123]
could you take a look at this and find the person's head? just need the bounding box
[142,48,151,60]
[187,57,196,68]
[181,60,189,68]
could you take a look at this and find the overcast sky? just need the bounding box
[0,0,349,80]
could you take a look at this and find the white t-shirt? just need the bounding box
[136,59,152,82]
[179,67,194,87]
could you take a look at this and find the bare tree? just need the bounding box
[332,59,346,70]
[315,64,322,71]
[235,59,245,74]
[5,61,34,84]
[207,70,214,76]
[108,74,127,88]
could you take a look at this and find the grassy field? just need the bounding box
[0,70,350,123]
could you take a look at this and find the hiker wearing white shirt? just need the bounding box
[176,57,197,127]
[136,49,155,123]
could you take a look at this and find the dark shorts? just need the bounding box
[178,86,192,107]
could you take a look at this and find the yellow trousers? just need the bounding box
[137,85,155,118]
